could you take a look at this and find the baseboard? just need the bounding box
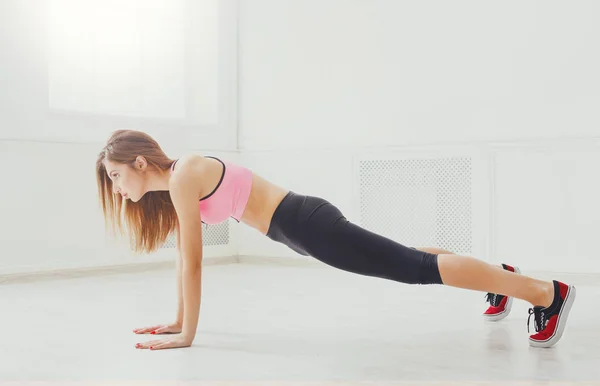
[0,255,238,285]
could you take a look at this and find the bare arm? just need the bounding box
[175,224,184,326]
[169,157,206,341]
[132,230,184,335]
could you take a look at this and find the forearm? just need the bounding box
[175,252,184,324]
[181,261,202,338]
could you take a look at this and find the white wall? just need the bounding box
[4,0,600,276]
[491,138,600,273]
[237,0,600,274]
[1,0,238,149]
[0,0,239,275]
[238,0,600,151]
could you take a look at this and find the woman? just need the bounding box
[96,129,576,351]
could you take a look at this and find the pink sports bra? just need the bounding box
[170,156,253,225]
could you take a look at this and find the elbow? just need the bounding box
[180,244,203,272]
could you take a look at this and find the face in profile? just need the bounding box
[103,157,147,202]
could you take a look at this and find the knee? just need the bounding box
[414,247,455,255]
[417,252,444,285]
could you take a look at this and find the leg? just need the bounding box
[413,248,575,347]
[436,253,553,307]
[269,192,576,347]
[298,200,554,307]
[413,247,551,307]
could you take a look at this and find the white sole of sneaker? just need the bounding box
[483,266,521,322]
[529,284,577,348]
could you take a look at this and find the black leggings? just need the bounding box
[265,191,444,285]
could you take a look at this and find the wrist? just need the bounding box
[181,322,196,338]
[180,331,196,342]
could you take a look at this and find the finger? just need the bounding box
[149,341,175,350]
[136,342,157,349]
[142,325,165,334]
[152,325,181,334]
[140,325,164,332]
[134,325,163,334]
[136,339,163,349]
[151,326,169,334]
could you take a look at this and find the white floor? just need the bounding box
[1,259,599,385]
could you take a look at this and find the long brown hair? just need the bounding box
[96,129,178,254]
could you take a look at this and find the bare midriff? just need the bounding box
[238,173,289,235]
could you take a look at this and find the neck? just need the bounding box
[144,170,171,193]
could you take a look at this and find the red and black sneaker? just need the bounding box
[527,280,576,348]
[483,263,521,321]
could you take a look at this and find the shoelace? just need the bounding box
[527,307,547,333]
[485,292,498,307]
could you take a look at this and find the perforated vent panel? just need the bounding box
[161,220,231,248]
[359,157,472,255]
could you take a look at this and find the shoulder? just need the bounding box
[168,153,211,200]
[170,153,211,177]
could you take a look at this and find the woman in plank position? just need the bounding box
[96,129,576,351]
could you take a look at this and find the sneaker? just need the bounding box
[528,280,576,348]
[483,264,521,321]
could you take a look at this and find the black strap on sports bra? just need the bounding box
[170,156,229,227]
[200,156,225,201]
[170,156,225,201]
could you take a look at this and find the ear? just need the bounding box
[134,156,147,171]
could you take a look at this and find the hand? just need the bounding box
[133,321,182,335]
[135,333,194,350]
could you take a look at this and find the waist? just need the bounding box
[239,174,290,234]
